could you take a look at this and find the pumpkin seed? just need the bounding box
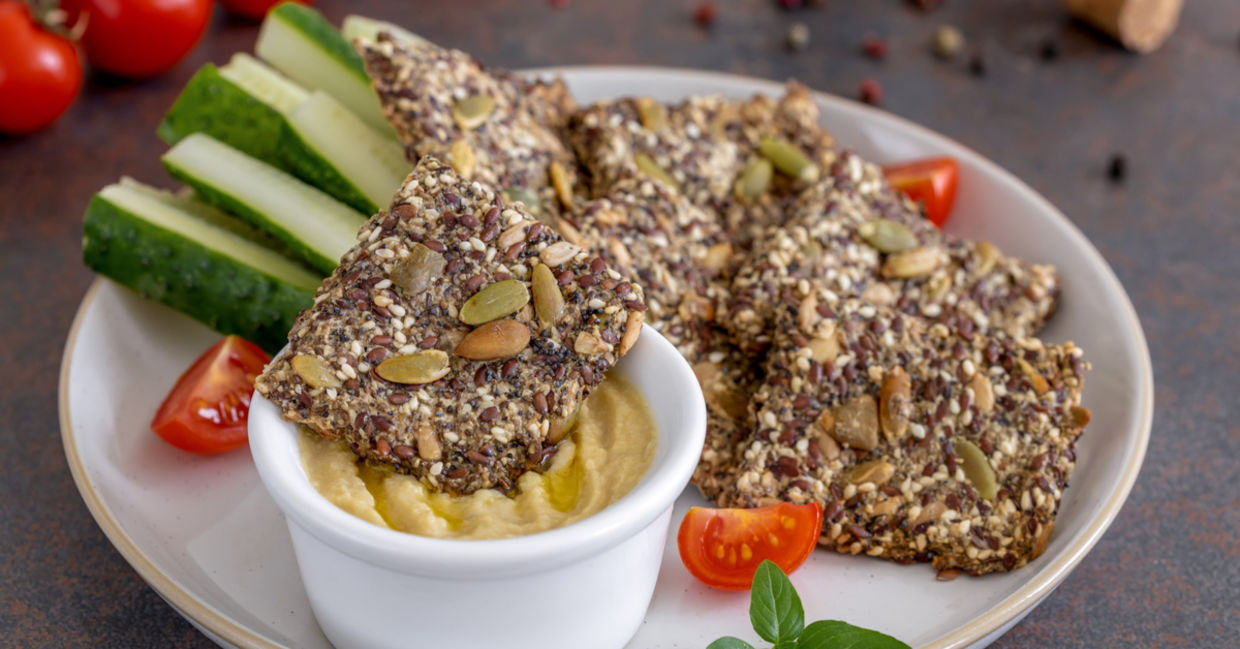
[975,240,1000,276]
[390,243,445,295]
[910,501,947,528]
[1016,358,1050,395]
[847,459,895,485]
[969,373,995,413]
[501,187,541,215]
[459,279,530,325]
[539,241,580,267]
[532,263,564,329]
[859,219,918,254]
[549,161,574,210]
[734,157,773,204]
[808,333,840,363]
[955,439,996,501]
[375,350,451,385]
[829,394,879,451]
[881,246,940,278]
[757,137,819,183]
[291,355,342,389]
[574,330,613,355]
[414,424,442,460]
[452,94,495,130]
[879,367,911,440]
[548,406,581,443]
[449,139,476,178]
[635,97,666,130]
[633,153,678,191]
[454,319,530,360]
[700,242,732,275]
[618,310,642,356]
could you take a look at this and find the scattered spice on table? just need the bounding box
[933,25,963,59]
[968,50,987,77]
[1107,153,1127,183]
[862,33,888,60]
[787,22,810,51]
[693,1,716,28]
[1039,38,1061,61]
[859,78,883,105]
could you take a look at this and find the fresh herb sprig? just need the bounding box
[707,560,911,649]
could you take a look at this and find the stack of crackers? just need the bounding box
[263,33,1091,576]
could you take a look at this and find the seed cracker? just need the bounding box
[358,34,583,222]
[707,297,1089,575]
[566,82,837,248]
[255,156,644,496]
[724,151,1059,355]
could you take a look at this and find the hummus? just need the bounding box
[299,374,657,539]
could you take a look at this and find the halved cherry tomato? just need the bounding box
[151,336,270,454]
[677,502,823,590]
[883,156,959,228]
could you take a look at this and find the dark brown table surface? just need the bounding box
[2,0,1237,647]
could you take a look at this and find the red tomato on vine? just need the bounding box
[0,1,83,134]
[60,0,213,79]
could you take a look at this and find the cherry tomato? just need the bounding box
[151,336,270,454]
[218,0,310,21]
[677,502,823,590]
[883,156,959,228]
[61,0,212,79]
[0,1,82,134]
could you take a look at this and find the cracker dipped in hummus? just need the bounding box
[255,155,646,496]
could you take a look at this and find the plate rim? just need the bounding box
[58,65,1154,649]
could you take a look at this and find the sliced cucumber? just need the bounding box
[83,179,318,352]
[341,14,432,47]
[157,55,308,166]
[162,133,366,275]
[256,3,393,136]
[217,52,307,113]
[280,91,409,215]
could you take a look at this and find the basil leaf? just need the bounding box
[749,560,804,644]
[706,637,756,649]
[796,620,911,649]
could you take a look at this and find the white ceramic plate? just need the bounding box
[60,67,1152,649]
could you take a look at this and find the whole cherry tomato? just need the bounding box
[883,156,960,228]
[61,0,213,79]
[678,502,823,590]
[151,335,270,454]
[218,0,310,21]
[0,1,83,134]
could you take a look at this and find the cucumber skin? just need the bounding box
[82,195,314,354]
[271,3,368,82]
[162,158,341,276]
[278,122,379,215]
[157,64,287,168]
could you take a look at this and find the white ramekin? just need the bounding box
[249,327,706,649]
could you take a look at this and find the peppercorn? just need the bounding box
[1107,154,1127,183]
[693,1,716,28]
[859,79,883,105]
[862,34,888,60]
[1039,38,1061,61]
[968,51,987,77]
